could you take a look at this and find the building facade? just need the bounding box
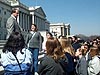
[0,0,49,40]
[29,6,50,31]
[0,0,11,39]
[50,23,70,38]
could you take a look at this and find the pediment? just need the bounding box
[35,6,46,17]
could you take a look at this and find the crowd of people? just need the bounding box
[0,8,100,75]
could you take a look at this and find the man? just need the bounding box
[72,36,81,52]
[6,8,22,39]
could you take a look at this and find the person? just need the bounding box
[72,36,81,52]
[38,38,67,75]
[25,24,42,75]
[88,46,100,75]
[75,48,88,75]
[81,43,91,63]
[6,8,22,39]
[42,32,53,52]
[1,32,32,75]
[59,38,75,75]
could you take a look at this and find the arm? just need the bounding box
[38,57,47,74]
[6,17,14,34]
[25,34,30,48]
[88,57,100,75]
[1,53,8,66]
[80,57,88,75]
[38,32,42,51]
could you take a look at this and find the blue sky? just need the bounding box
[20,0,100,36]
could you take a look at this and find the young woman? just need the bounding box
[88,46,100,75]
[75,48,88,75]
[38,38,67,75]
[42,32,53,52]
[25,24,42,75]
[1,32,32,75]
[59,38,75,75]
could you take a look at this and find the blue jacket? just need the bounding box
[1,48,32,74]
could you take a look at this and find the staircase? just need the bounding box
[0,40,7,58]
[0,40,6,74]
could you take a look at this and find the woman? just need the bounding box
[75,48,88,75]
[42,32,53,52]
[38,38,67,75]
[25,24,42,75]
[59,38,75,75]
[88,46,100,75]
[1,32,32,75]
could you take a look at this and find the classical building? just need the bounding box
[50,23,70,38]
[29,6,50,31]
[29,6,50,40]
[0,0,11,39]
[0,0,71,57]
[0,0,49,40]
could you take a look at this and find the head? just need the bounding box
[46,32,53,39]
[72,36,78,43]
[31,24,38,32]
[75,48,85,57]
[89,46,99,57]
[92,39,98,47]
[81,44,89,55]
[11,8,19,18]
[46,39,57,56]
[59,38,70,49]
[46,38,64,60]
[3,32,25,54]
[59,38,75,56]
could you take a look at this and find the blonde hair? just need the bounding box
[59,38,75,56]
[90,46,99,57]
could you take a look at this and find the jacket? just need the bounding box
[38,56,65,75]
[1,48,32,72]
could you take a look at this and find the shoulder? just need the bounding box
[41,56,50,61]
[26,32,32,37]
[1,52,6,57]
[35,31,41,37]
[22,48,31,53]
[40,56,54,63]
[92,56,100,62]
[7,16,14,21]
[35,31,41,35]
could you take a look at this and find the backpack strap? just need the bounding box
[12,52,22,72]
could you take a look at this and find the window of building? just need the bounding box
[0,34,1,40]
[0,18,2,27]
[0,9,1,14]
[4,11,6,15]
[4,18,7,28]
[4,34,7,40]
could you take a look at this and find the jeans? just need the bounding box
[29,48,39,72]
